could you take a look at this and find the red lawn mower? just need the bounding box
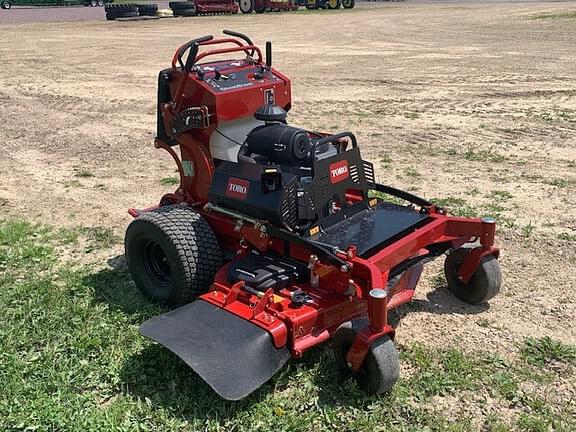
[125,30,502,400]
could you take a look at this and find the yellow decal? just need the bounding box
[369,198,378,207]
[309,226,320,236]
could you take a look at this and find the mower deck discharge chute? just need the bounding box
[125,31,502,400]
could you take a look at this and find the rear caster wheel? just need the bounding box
[342,0,354,8]
[444,248,502,305]
[125,205,222,306]
[333,320,399,395]
[327,0,341,9]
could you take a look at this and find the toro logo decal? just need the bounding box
[329,160,349,184]
[226,177,250,200]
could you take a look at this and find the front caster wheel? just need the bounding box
[444,248,502,305]
[333,320,399,395]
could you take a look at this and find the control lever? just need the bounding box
[184,42,200,73]
[176,34,213,70]
[255,40,273,80]
[266,41,272,69]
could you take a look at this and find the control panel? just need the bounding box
[198,61,283,92]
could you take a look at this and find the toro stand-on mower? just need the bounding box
[125,30,502,400]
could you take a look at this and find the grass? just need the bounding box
[487,190,513,202]
[463,148,507,163]
[521,337,576,366]
[531,11,576,20]
[544,177,576,188]
[1,219,575,431]
[160,176,179,186]
[431,197,479,217]
[404,167,421,178]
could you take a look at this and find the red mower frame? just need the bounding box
[129,31,501,397]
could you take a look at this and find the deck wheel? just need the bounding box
[444,247,502,304]
[333,320,400,395]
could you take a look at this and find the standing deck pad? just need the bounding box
[140,300,290,400]
[315,203,431,258]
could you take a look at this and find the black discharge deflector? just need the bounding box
[140,300,290,400]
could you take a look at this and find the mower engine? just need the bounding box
[126,31,503,401]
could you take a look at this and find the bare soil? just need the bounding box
[1,0,575,376]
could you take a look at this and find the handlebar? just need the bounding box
[223,29,255,56]
[172,30,262,73]
[173,35,214,71]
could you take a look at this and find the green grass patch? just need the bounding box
[487,190,513,201]
[531,11,576,20]
[160,176,179,186]
[463,148,507,163]
[521,337,576,366]
[431,197,479,217]
[368,189,406,206]
[403,167,421,178]
[1,219,575,431]
[544,177,576,188]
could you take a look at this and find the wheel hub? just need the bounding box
[143,240,171,286]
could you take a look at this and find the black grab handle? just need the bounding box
[223,29,254,47]
[223,29,255,57]
[309,131,358,163]
[176,35,214,71]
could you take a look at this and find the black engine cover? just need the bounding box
[246,124,311,165]
[209,161,299,227]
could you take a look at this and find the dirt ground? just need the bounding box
[0,0,575,377]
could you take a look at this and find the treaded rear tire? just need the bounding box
[444,247,502,305]
[138,3,158,15]
[105,3,139,19]
[169,1,197,16]
[125,205,222,306]
[333,320,400,395]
